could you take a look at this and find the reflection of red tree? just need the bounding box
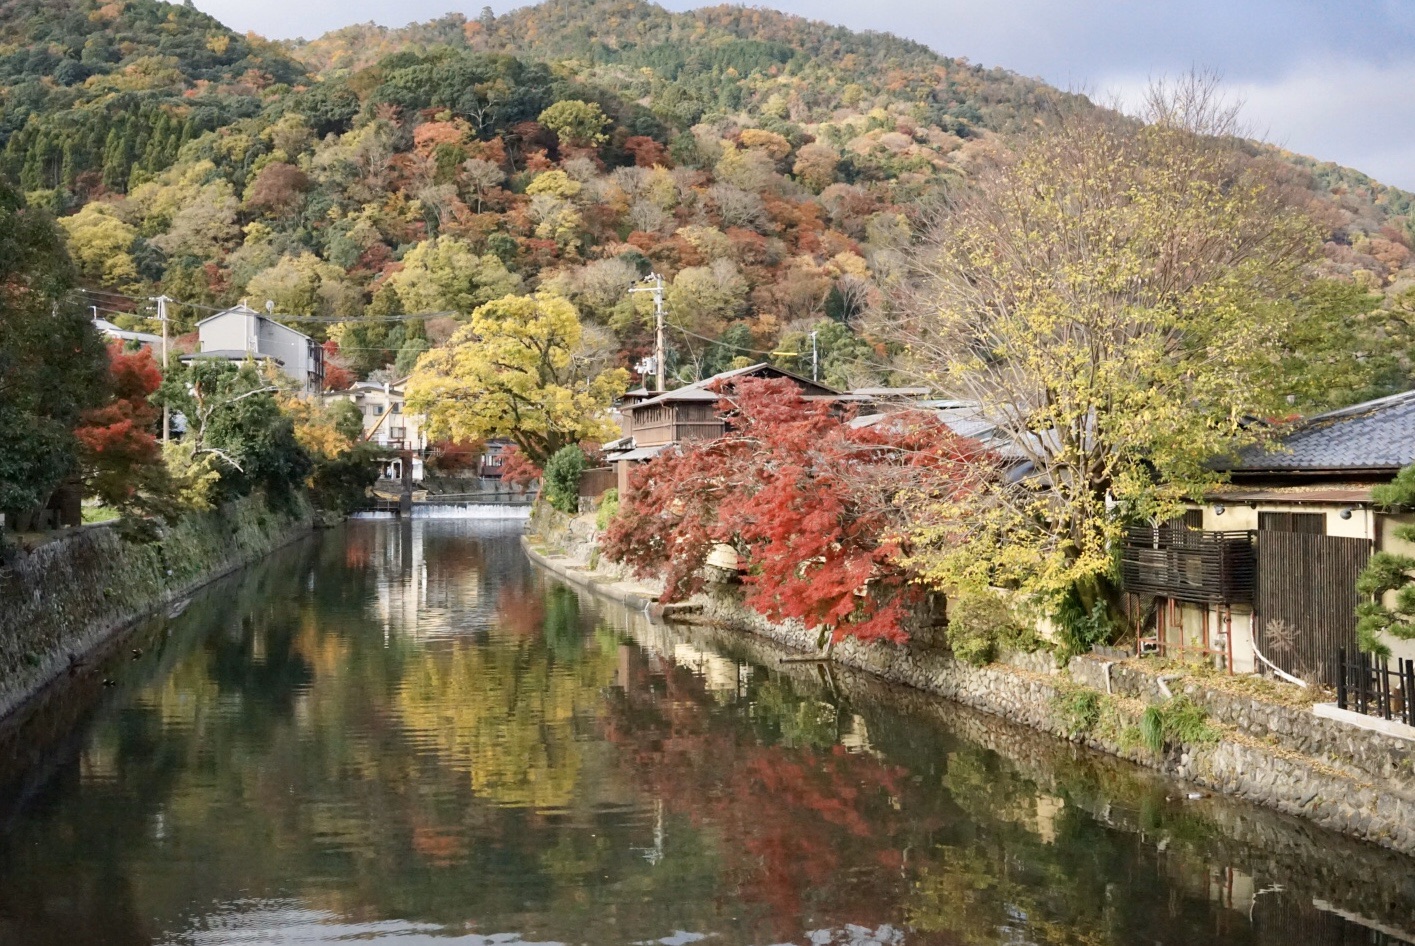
[344,529,373,569]
[496,584,546,638]
[602,653,922,937]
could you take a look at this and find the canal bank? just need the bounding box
[2,518,1412,945]
[523,511,1415,860]
[0,492,313,720]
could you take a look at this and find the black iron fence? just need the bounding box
[1335,648,1415,726]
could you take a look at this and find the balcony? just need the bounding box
[1119,525,1256,605]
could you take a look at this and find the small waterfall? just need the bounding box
[351,504,530,520]
[412,503,531,520]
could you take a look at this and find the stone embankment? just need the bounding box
[523,507,1415,859]
[0,493,312,719]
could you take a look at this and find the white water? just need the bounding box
[350,504,532,521]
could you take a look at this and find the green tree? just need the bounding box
[156,360,311,502]
[0,182,109,527]
[57,202,140,290]
[1355,465,1415,655]
[542,444,587,514]
[407,293,628,465]
[387,237,523,316]
[537,100,610,148]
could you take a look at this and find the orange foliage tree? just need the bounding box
[75,342,166,512]
[602,378,993,643]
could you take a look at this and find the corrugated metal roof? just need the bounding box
[1227,389,1415,473]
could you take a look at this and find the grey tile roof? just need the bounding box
[628,363,840,411]
[1227,389,1415,473]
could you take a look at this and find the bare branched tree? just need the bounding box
[892,87,1320,624]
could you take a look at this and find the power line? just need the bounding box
[73,288,455,323]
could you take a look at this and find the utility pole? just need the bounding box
[629,274,667,391]
[151,294,172,443]
[810,330,819,382]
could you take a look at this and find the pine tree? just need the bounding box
[1355,466,1415,655]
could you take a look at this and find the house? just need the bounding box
[93,318,162,353]
[324,379,428,482]
[604,364,842,495]
[479,439,514,479]
[194,304,324,394]
[1119,390,1415,681]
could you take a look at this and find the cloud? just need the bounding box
[1103,58,1415,190]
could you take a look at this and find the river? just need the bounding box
[0,521,1411,946]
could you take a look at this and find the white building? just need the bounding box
[324,379,428,481]
[195,304,324,394]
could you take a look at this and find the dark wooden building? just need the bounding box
[1119,390,1415,681]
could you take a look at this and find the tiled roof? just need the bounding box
[628,363,839,410]
[1227,389,1415,473]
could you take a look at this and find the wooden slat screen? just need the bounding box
[578,467,617,499]
[1254,532,1370,685]
[1258,511,1326,534]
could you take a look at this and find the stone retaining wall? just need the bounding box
[0,493,312,720]
[696,590,1415,858]
[523,510,1415,859]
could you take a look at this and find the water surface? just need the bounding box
[1,521,1411,946]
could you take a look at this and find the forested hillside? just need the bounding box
[5,0,1415,397]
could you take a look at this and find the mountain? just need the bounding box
[2,0,1413,395]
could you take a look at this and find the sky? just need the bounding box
[191,0,1415,190]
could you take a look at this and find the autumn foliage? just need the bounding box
[602,378,992,643]
[496,443,542,487]
[75,342,163,508]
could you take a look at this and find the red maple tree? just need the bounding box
[321,339,353,391]
[75,342,164,508]
[602,377,992,644]
[497,443,542,488]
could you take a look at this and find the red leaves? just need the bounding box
[603,377,993,643]
[497,443,542,487]
[321,339,353,391]
[76,342,163,503]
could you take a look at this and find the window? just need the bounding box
[392,403,402,414]
[1258,511,1325,535]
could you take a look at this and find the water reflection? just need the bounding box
[0,521,1410,946]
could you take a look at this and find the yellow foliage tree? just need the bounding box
[58,203,139,290]
[407,292,629,465]
[897,91,1320,635]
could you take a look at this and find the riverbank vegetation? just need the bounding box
[7,0,1415,654]
[603,376,991,643]
[0,181,373,540]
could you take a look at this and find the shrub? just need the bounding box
[1053,582,1120,662]
[543,444,587,514]
[309,443,382,514]
[1053,685,1103,737]
[1137,694,1220,754]
[945,589,1030,666]
[595,487,619,531]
